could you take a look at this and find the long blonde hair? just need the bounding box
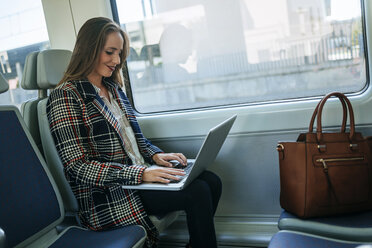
[59,17,129,87]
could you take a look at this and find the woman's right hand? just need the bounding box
[142,167,185,184]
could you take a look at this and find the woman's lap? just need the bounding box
[138,170,222,215]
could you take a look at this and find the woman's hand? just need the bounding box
[152,153,187,167]
[142,153,187,183]
[142,167,185,184]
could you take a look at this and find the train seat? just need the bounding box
[35,49,181,233]
[0,74,146,248]
[278,210,372,242]
[20,51,44,154]
[268,230,369,248]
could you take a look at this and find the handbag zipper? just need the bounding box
[316,157,364,171]
[316,157,364,204]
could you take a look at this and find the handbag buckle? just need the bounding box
[317,144,326,152]
[350,143,358,150]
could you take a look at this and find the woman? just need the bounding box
[47,17,221,248]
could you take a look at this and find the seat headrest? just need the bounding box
[0,73,9,94]
[21,51,39,90]
[37,49,72,89]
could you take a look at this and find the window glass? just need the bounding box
[0,0,50,108]
[116,0,366,113]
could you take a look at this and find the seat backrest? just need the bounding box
[38,99,79,213]
[0,105,64,248]
[36,49,79,214]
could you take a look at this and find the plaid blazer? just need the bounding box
[47,78,162,245]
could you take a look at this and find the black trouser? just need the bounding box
[139,171,222,248]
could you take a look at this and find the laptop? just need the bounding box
[122,114,237,191]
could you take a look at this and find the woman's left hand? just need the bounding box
[152,153,187,167]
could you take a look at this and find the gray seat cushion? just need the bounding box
[49,225,146,248]
[278,210,372,242]
[269,231,365,248]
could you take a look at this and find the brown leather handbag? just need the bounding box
[277,92,372,218]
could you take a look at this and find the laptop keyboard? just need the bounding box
[169,162,194,183]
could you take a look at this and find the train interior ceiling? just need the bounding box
[1,0,372,247]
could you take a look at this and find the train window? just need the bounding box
[0,1,50,108]
[116,0,366,113]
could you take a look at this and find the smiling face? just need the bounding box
[88,31,124,86]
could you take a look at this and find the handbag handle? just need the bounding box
[309,94,347,133]
[309,92,355,142]
[309,94,348,134]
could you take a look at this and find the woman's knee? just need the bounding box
[199,171,222,194]
[186,179,211,197]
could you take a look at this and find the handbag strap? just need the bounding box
[309,92,355,142]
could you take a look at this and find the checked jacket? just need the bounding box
[47,78,162,246]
